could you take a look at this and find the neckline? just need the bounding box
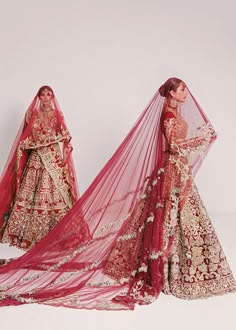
[164,106,178,116]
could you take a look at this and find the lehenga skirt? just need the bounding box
[1,146,72,250]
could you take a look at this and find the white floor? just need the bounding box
[0,213,235,330]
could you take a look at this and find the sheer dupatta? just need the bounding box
[0,88,221,310]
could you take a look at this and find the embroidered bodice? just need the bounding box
[163,108,188,145]
[32,109,59,143]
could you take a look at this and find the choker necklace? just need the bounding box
[40,105,51,112]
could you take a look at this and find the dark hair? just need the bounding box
[37,85,54,97]
[159,77,183,97]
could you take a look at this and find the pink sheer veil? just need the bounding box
[0,81,216,310]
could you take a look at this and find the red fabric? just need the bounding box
[0,94,79,234]
[0,86,222,310]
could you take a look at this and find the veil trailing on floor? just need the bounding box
[0,83,228,310]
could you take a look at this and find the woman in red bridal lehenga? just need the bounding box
[0,86,78,251]
[0,78,235,309]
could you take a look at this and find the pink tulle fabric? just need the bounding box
[0,86,232,310]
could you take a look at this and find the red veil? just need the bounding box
[0,84,233,310]
[0,93,79,233]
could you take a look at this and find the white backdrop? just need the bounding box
[0,1,235,329]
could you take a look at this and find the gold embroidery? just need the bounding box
[161,113,236,298]
[2,127,73,250]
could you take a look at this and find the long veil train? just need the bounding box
[0,85,235,310]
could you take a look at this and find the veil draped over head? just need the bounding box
[0,92,79,235]
[0,82,226,310]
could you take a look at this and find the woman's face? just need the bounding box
[39,88,53,107]
[171,83,188,103]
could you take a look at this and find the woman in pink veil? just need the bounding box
[0,78,235,309]
[0,86,79,251]
[103,78,235,303]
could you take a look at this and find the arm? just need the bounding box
[20,134,70,150]
[176,125,217,149]
[163,112,216,155]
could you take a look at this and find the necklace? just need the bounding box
[40,105,52,112]
[164,102,178,110]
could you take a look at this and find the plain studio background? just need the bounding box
[0,0,235,329]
